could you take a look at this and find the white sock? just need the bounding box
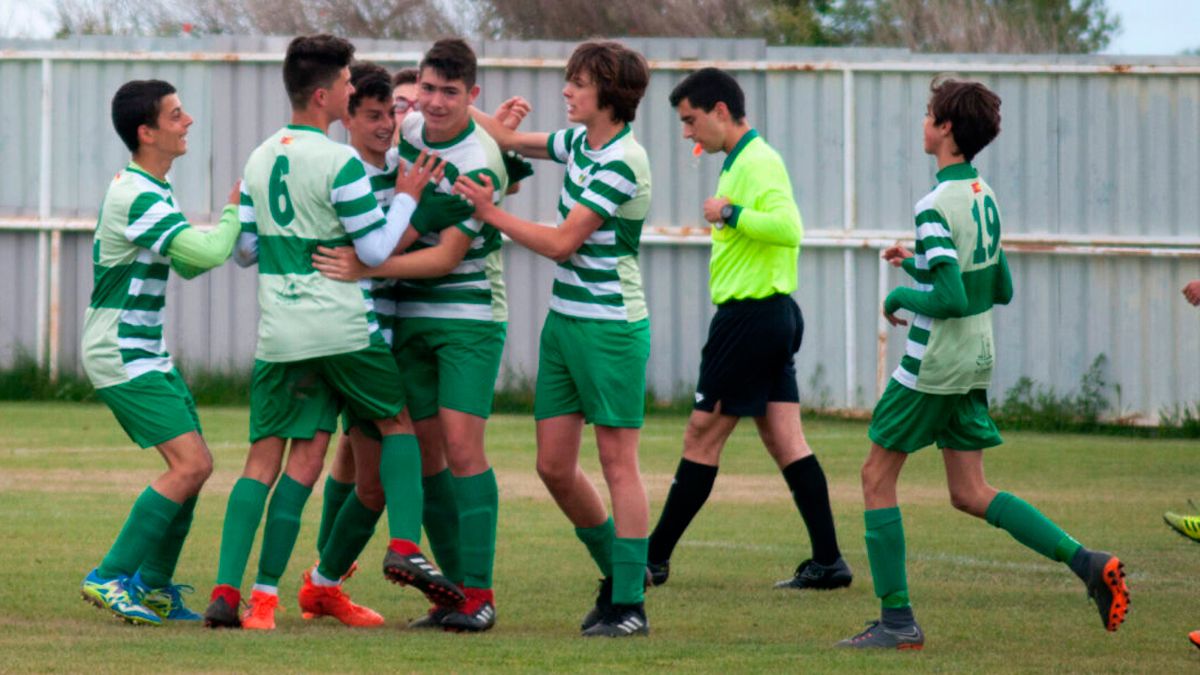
[251,583,278,596]
[310,567,341,587]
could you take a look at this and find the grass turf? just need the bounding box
[0,402,1196,672]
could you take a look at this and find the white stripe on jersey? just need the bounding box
[127,276,167,297]
[915,221,952,240]
[548,298,627,321]
[392,302,494,322]
[554,265,622,297]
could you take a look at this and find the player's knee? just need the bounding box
[177,453,213,489]
[356,484,385,511]
[948,487,987,517]
[860,460,888,499]
[536,457,572,492]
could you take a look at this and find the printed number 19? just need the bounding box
[971,195,1000,263]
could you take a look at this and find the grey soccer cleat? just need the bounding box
[835,619,924,650]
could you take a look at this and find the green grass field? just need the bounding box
[0,402,1196,672]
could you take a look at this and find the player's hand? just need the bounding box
[395,150,446,202]
[494,96,532,130]
[227,180,241,206]
[883,309,908,327]
[1184,280,1200,306]
[703,197,731,224]
[453,174,496,219]
[312,245,368,282]
[882,245,914,267]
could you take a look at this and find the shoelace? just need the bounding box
[161,583,196,609]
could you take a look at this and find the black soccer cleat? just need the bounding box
[1080,551,1130,632]
[581,602,649,638]
[580,577,613,631]
[408,605,454,629]
[382,539,466,609]
[774,557,853,590]
[442,588,496,633]
[202,596,242,629]
[645,560,670,587]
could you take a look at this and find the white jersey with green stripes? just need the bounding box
[356,146,401,345]
[893,163,1003,395]
[81,164,193,389]
[392,113,508,323]
[241,125,388,362]
[546,124,651,322]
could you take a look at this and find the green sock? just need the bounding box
[317,476,355,554]
[215,477,269,588]
[423,469,462,584]
[985,491,1082,563]
[612,537,648,605]
[317,491,382,580]
[864,507,910,610]
[137,495,198,588]
[575,516,615,578]
[255,474,312,586]
[98,487,182,579]
[455,469,499,589]
[380,433,423,542]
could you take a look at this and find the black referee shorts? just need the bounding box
[693,293,803,418]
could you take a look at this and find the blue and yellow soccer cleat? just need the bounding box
[129,572,202,621]
[1163,511,1200,543]
[80,569,162,626]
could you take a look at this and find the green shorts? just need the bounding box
[534,311,650,428]
[96,368,201,448]
[250,343,405,442]
[392,318,506,422]
[868,379,1003,453]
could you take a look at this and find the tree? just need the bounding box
[473,0,764,41]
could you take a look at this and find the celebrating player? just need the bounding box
[836,79,1129,650]
[458,40,653,638]
[80,79,241,625]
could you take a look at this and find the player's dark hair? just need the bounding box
[565,41,649,124]
[349,62,393,116]
[420,38,477,88]
[928,78,1001,162]
[668,67,746,122]
[392,67,419,88]
[111,79,177,153]
[283,34,356,109]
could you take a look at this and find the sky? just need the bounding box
[1,0,1198,54]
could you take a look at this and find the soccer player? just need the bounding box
[836,79,1129,650]
[643,67,850,592]
[456,40,653,637]
[1168,283,1200,649]
[80,79,241,625]
[311,38,513,633]
[202,34,462,630]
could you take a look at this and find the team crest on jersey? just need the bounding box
[281,136,294,145]
[971,182,982,194]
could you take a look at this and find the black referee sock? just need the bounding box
[782,455,842,566]
[648,459,719,564]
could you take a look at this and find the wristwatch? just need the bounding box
[717,203,735,229]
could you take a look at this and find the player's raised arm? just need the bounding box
[165,180,243,278]
[455,174,604,263]
[471,103,552,160]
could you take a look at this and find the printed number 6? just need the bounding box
[269,155,295,227]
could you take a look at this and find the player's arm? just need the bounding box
[454,174,604,263]
[884,262,968,323]
[707,164,801,247]
[993,249,1013,305]
[1184,279,1200,306]
[470,101,552,160]
[165,181,243,278]
[313,227,474,281]
[341,151,444,267]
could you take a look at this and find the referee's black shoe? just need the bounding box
[645,560,669,587]
[774,557,853,590]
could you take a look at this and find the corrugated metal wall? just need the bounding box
[2,37,1199,418]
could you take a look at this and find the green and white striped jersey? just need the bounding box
[81,164,193,389]
[356,146,401,346]
[240,125,389,362]
[893,163,1004,395]
[545,125,651,322]
[391,114,508,323]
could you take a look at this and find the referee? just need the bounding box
[646,68,851,591]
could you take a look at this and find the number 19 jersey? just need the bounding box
[241,124,389,362]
